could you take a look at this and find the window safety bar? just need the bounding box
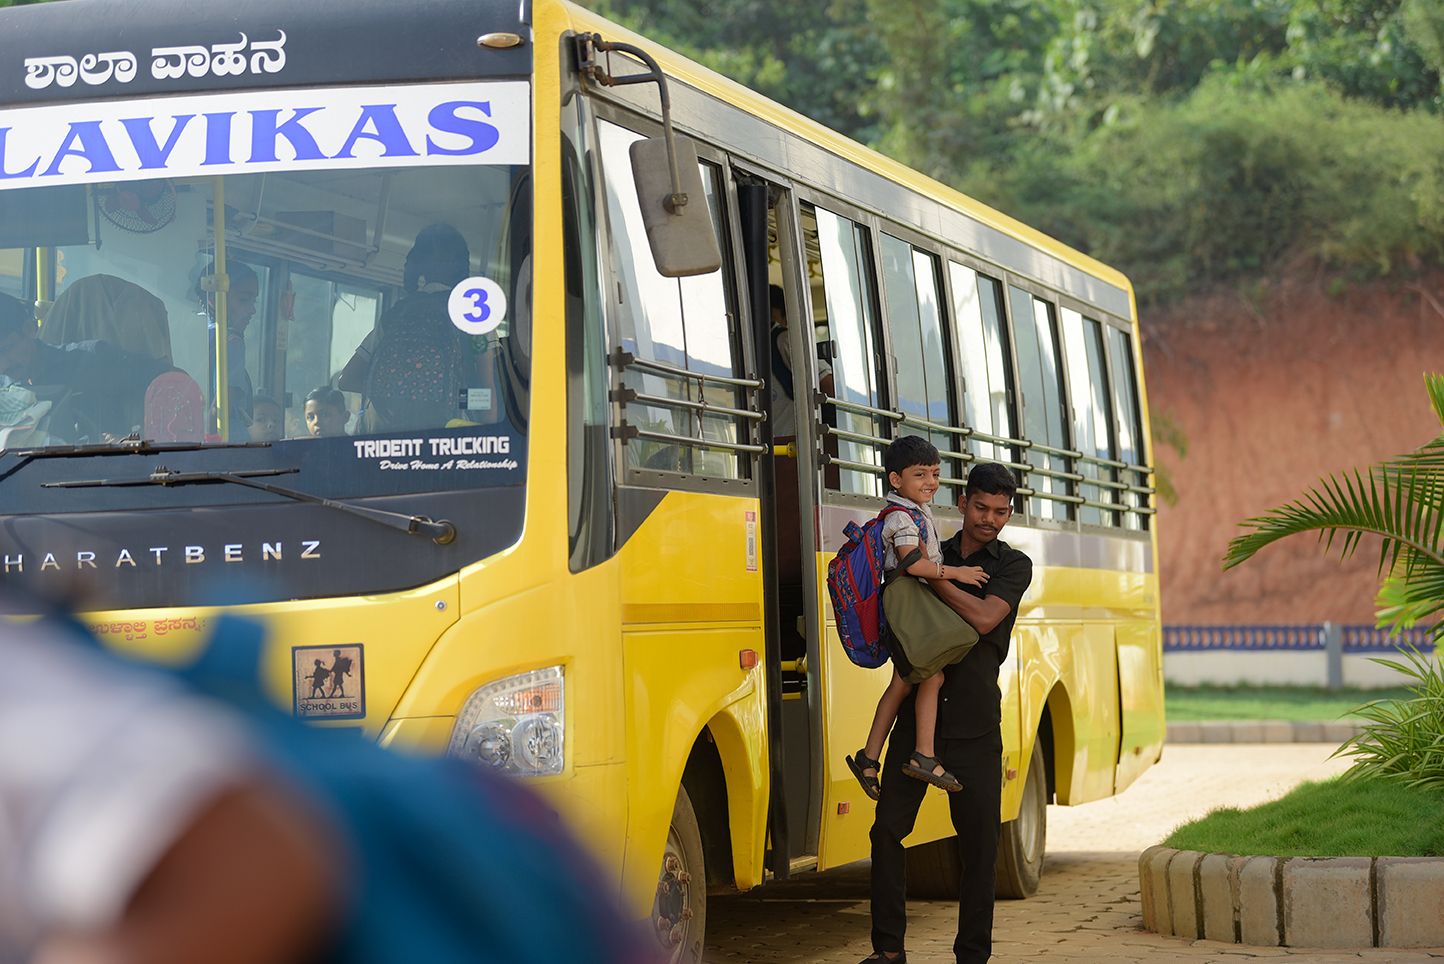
[964,430,1022,447]
[1079,498,1131,512]
[612,387,765,422]
[1079,474,1131,492]
[1015,487,1085,505]
[818,393,905,422]
[821,424,888,447]
[1027,439,1085,460]
[1021,462,1086,484]
[899,413,972,437]
[821,455,885,474]
[817,397,1157,514]
[612,421,767,455]
[612,348,766,390]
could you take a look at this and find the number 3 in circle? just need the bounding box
[448,277,507,336]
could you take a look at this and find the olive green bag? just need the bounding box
[883,548,980,685]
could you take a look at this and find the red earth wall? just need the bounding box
[1143,274,1444,626]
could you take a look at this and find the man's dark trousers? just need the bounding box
[869,726,1003,963]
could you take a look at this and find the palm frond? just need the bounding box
[1427,372,1444,430]
[1223,464,1444,573]
[1231,376,1444,791]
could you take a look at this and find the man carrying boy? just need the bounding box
[864,461,1033,964]
[848,437,989,797]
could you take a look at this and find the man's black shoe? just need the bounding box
[858,953,906,964]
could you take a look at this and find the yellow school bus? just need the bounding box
[0,0,1162,957]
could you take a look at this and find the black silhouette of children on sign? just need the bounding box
[308,660,329,699]
[327,650,353,699]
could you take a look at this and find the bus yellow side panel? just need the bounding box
[614,490,768,913]
[815,594,890,867]
[389,561,629,887]
[1070,622,1121,801]
[997,645,1024,821]
[1115,620,1165,792]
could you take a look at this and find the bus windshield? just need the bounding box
[0,161,531,463]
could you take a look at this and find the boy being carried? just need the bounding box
[847,436,987,797]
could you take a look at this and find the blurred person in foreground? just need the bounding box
[0,605,650,964]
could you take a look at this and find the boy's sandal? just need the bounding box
[902,752,963,792]
[846,749,883,801]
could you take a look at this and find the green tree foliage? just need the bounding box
[980,79,1444,299]
[600,0,1444,301]
[581,0,888,144]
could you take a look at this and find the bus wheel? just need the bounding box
[995,744,1047,899]
[653,786,707,964]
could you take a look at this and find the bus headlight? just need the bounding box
[447,665,564,777]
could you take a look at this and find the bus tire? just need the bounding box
[904,743,1050,901]
[995,744,1047,899]
[904,833,961,900]
[654,785,707,964]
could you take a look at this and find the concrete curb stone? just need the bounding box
[1167,850,1205,939]
[1197,852,1237,942]
[1141,847,1444,948]
[1236,855,1281,946]
[1165,720,1363,743]
[1138,845,1171,934]
[1281,856,1373,947]
[1377,856,1444,947]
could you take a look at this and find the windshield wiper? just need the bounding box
[42,466,457,545]
[15,438,271,458]
[0,439,271,485]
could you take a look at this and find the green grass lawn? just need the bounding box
[1164,683,1412,722]
[1163,776,1444,857]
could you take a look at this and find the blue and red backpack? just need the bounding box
[827,504,928,668]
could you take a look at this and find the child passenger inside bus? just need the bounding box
[0,291,174,442]
[303,386,349,438]
[248,395,284,442]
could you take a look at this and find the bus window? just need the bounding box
[806,203,885,498]
[0,161,529,450]
[949,263,1017,468]
[598,120,744,480]
[1106,325,1149,530]
[1061,308,1121,526]
[880,235,957,504]
[1009,287,1073,521]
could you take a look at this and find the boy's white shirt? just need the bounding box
[881,492,941,572]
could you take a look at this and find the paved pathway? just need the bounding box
[705,744,1444,963]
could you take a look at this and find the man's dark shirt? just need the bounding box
[894,530,1033,740]
[19,340,170,439]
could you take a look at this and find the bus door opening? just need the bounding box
[737,175,826,864]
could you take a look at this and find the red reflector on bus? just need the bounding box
[738,649,758,669]
[837,802,850,815]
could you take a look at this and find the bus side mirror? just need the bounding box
[630,135,722,278]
